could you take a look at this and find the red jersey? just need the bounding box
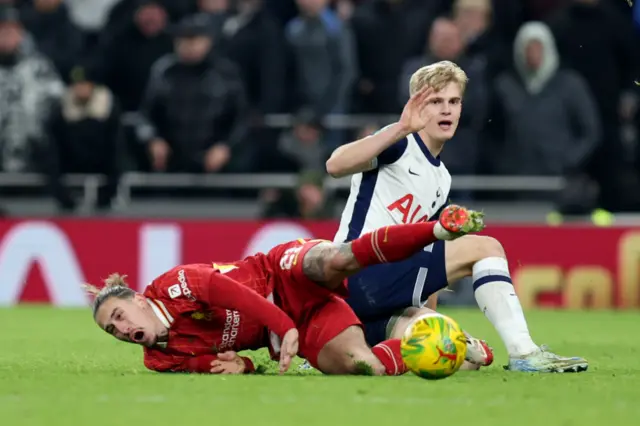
[143,261,295,373]
[142,239,350,373]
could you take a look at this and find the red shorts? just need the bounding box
[271,240,362,369]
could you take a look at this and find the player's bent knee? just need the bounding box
[447,235,507,282]
[316,326,385,376]
[388,307,435,339]
[478,236,505,258]
[457,235,505,263]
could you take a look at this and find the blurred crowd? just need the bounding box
[0,0,639,216]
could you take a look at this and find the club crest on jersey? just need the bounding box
[433,187,443,208]
[191,311,212,321]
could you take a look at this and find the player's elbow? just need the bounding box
[325,155,346,178]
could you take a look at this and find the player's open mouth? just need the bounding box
[438,120,453,131]
[131,330,145,343]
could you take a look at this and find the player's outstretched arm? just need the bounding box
[203,272,295,336]
[145,352,256,375]
[200,269,300,373]
[325,122,410,178]
[325,86,434,178]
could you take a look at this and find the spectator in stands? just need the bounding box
[549,0,639,211]
[49,63,123,211]
[400,18,488,183]
[102,0,193,39]
[137,14,250,174]
[434,0,522,51]
[64,0,121,43]
[278,108,326,173]
[350,0,433,114]
[454,0,491,46]
[218,0,286,117]
[491,22,600,180]
[334,0,356,21]
[0,6,64,173]
[260,170,334,219]
[286,0,356,127]
[101,0,172,113]
[197,0,229,28]
[452,0,508,79]
[0,6,72,209]
[20,0,84,81]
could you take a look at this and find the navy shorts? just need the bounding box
[346,241,448,344]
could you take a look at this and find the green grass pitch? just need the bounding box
[0,307,637,425]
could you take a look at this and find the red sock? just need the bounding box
[372,339,407,376]
[350,222,437,267]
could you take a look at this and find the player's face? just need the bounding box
[95,295,162,347]
[424,82,462,142]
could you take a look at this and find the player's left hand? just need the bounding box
[210,351,246,374]
[279,328,299,374]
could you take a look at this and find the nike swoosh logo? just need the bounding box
[408,169,419,176]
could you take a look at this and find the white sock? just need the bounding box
[472,257,538,357]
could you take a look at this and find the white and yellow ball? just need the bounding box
[400,313,467,380]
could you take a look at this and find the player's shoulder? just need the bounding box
[405,133,450,170]
[372,124,410,168]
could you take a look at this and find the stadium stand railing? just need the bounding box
[0,113,566,208]
[0,172,565,207]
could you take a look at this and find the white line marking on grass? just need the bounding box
[96,395,167,403]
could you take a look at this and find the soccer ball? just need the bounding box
[400,313,467,380]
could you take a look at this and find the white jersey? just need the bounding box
[334,131,451,243]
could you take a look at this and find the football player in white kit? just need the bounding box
[326,61,587,373]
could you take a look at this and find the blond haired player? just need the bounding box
[326,61,587,373]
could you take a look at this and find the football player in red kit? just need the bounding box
[85,205,485,376]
